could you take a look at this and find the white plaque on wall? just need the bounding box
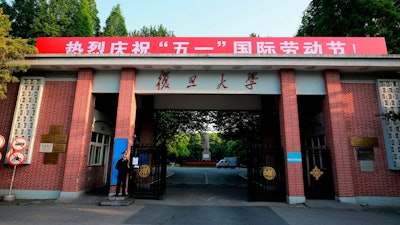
[39,143,53,153]
[360,160,374,172]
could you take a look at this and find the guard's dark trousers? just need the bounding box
[116,173,128,196]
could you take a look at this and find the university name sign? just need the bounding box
[134,70,282,94]
[36,37,387,55]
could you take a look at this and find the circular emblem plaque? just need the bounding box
[262,166,276,180]
[138,164,151,178]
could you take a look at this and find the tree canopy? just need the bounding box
[6,0,36,39]
[210,111,261,143]
[296,0,400,53]
[129,24,175,37]
[165,131,249,163]
[103,4,128,36]
[66,0,93,36]
[154,110,210,146]
[87,0,100,36]
[1,0,100,39]
[155,110,260,162]
[0,8,37,99]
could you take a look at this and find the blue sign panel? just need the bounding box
[110,138,129,185]
[287,152,302,163]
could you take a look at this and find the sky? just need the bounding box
[95,0,311,37]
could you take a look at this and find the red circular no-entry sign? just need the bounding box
[10,137,28,151]
[8,152,26,166]
[0,135,5,149]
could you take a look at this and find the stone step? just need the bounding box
[100,196,135,206]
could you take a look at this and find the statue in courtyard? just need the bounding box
[202,134,212,161]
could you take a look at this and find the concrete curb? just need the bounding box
[304,200,365,211]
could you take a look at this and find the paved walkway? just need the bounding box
[1,171,400,225]
[2,188,400,225]
[3,184,394,212]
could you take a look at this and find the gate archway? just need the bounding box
[129,94,285,201]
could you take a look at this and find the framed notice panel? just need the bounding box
[377,79,400,170]
[5,77,45,164]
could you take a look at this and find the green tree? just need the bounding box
[30,0,60,37]
[8,0,37,39]
[249,33,259,37]
[211,111,261,142]
[296,0,400,53]
[66,0,93,36]
[208,132,224,160]
[103,4,128,36]
[31,0,99,37]
[0,0,11,16]
[87,0,100,36]
[225,139,246,159]
[30,0,78,37]
[187,133,202,160]
[154,110,210,146]
[49,0,79,36]
[210,110,261,160]
[0,8,37,99]
[130,24,175,37]
[166,132,191,159]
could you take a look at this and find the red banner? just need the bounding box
[36,37,387,55]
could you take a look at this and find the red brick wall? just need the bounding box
[323,70,355,197]
[62,69,95,193]
[0,83,18,135]
[0,83,19,189]
[342,83,400,196]
[1,74,111,193]
[279,69,304,197]
[85,166,105,188]
[0,81,76,191]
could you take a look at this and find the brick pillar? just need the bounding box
[114,68,137,144]
[323,70,356,203]
[279,69,305,204]
[60,68,94,198]
[109,68,137,195]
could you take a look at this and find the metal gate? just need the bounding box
[247,144,286,202]
[302,147,335,199]
[129,144,166,199]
